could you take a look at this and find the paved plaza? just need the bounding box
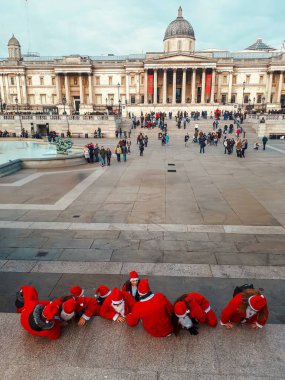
[0,118,285,379]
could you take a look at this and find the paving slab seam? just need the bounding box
[0,220,285,234]
[1,260,285,279]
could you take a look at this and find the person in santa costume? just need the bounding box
[59,298,77,322]
[173,292,217,336]
[15,285,41,313]
[100,287,136,323]
[19,286,62,340]
[94,284,111,305]
[69,285,101,326]
[126,279,173,337]
[122,271,141,301]
[220,289,269,329]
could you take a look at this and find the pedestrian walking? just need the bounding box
[100,146,106,166]
[122,144,127,162]
[139,142,144,156]
[262,136,268,150]
[115,144,122,162]
[106,148,112,166]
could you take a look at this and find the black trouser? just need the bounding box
[90,153,94,162]
[107,157,111,165]
[94,154,99,162]
[263,143,266,150]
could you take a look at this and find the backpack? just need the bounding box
[233,283,254,298]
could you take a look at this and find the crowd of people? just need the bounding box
[15,273,269,341]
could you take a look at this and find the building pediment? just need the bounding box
[144,52,217,69]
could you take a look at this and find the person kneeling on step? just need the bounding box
[173,292,217,336]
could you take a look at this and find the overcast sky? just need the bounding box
[0,0,284,57]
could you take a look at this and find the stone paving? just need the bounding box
[0,118,285,379]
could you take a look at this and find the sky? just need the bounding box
[0,0,284,57]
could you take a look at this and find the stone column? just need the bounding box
[191,68,196,104]
[153,69,158,105]
[144,69,148,104]
[64,74,70,104]
[172,69,177,104]
[228,71,233,103]
[16,74,21,103]
[217,72,222,103]
[79,74,84,104]
[277,71,284,104]
[267,71,273,103]
[56,74,62,103]
[163,69,167,104]
[201,69,206,103]
[182,68,186,104]
[126,73,130,104]
[22,74,27,104]
[210,69,216,103]
[88,74,93,104]
[0,74,5,104]
[4,75,10,104]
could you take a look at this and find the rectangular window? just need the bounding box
[257,94,262,104]
[244,94,249,103]
[74,77,78,85]
[28,95,35,104]
[141,95,144,103]
[95,76,100,85]
[28,77,32,86]
[246,75,250,84]
[259,75,264,84]
[52,77,56,86]
[121,76,125,85]
[130,95,136,104]
[231,94,236,103]
[52,94,56,104]
[40,94,46,104]
[40,77,44,86]
[108,76,113,86]
[232,75,237,85]
[131,76,135,85]
[95,94,102,104]
[10,77,15,85]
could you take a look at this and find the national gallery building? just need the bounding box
[0,7,285,115]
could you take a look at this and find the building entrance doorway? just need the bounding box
[176,88,181,103]
[281,95,285,108]
[74,96,80,112]
[37,124,49,137]
[197,87,201,103]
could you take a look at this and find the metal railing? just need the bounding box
[0,114,116,122]
[247,114,285,120]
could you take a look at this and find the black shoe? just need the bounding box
[188,326,199,335]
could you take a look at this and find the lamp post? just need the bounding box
[117,82,121,116]
[253,97,255,110]
[242,81,246,109]
[262,96,266,113]
[248,98,251,114]
[15,97,19,115]
[105,97,107,108]
[62,96,69,136]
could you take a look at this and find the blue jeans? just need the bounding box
[123,153,127,162]
[117,154,121,162]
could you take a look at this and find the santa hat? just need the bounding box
[249,295,267,312]
[129,271,139,282]
[95,284,111,299]
[70,285,84,298]
[174,302,188,318]
[111,288,123,305]
[138,279,150,296]
[42,302,59,322]
[60,298,76,321]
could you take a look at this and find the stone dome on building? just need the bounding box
[8,34,21,47]
[163,7,196,54]
[164,6,195,41]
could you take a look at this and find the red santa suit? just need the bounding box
[122,270,140,301]
[220,293,268,328]
[100,288,136,321]
[60,298,77,321]
[75,296,101,321]
[126,279,173,337]
[20,286,61,340]
[175,292,217,327]
[15,285,38,313]
[94,284,111,305]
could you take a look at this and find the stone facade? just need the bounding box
[0,8,285,116]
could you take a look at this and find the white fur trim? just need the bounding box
[204,306,211,313]
[112,300,123,306]
[130,278,139,281]
[256,322,263,328]
[248,296,260,312]
[82,314,90,321]
[102,290,111,298]
[140,294,155,302]
[60,310,75,321]
[113,313,119,321]
[220,320,226,326]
